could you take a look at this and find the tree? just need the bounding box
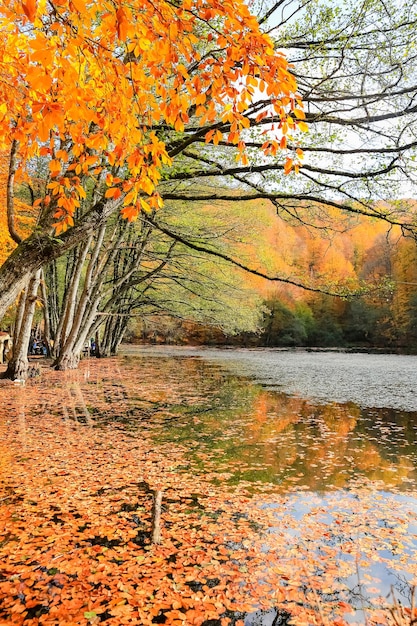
[45,199,266,369]
[0,0,303,321]
[3,0,417,373]
[152,0,417,234]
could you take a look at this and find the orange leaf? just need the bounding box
[116,8,128,41]
[105,187,120,199]
[22,0,37,21]
[71,0,85,12]
[284,158,293,174]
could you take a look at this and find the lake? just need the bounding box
[107,346,417,623]
[2,346,417,625]
[117,346,417,493]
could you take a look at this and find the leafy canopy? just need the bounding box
[0,0,303,232]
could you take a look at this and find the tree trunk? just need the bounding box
[111,317,128,355]
[100,315,117,357]
[40,270,52,357]
[13,281,29,347]
[55,351,80,371]
[0,198,122,323]
[54,222,125,369]
[94,331,101,358]
[4,270,41,380]
[44,261,60,340]
[54,285,100,369]
[54,238,92,355]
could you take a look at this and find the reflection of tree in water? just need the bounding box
[100,356,417,493]
[1,358,417,625]
[12,355,417,493]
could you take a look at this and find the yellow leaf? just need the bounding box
[140,198,151,213]
[138,38,151,51]
[294,108,305,120]
[140,177,155,195]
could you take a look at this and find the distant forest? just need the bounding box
[132,205,417,351]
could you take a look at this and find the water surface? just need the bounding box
[115,346,417,492]
[4,346,417,624]
[110,347,417,618]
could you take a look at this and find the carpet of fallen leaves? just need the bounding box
[1,359,417,625]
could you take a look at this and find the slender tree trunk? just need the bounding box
[4,270,41,380]
[94,331,101,358]
[45,261,59,340]
[54,237,92,355]
[13,280,29,346]
[111,317,128,355]
[101,316,117,357]
[40,270,52,357]
[0,198,122,323]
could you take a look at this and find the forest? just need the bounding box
[0,0,417,378]
[3,159,417,362]
[133,206,417,350]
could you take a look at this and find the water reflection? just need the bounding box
[3,350,417,624]
[91,353,417,493]
[21,351,417,493]
[123,346,417,410]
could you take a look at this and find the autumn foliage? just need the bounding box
[0,0,304,232]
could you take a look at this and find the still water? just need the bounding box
[114,346,417,493]
[108,347,417,623]
[11,346,417,624]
